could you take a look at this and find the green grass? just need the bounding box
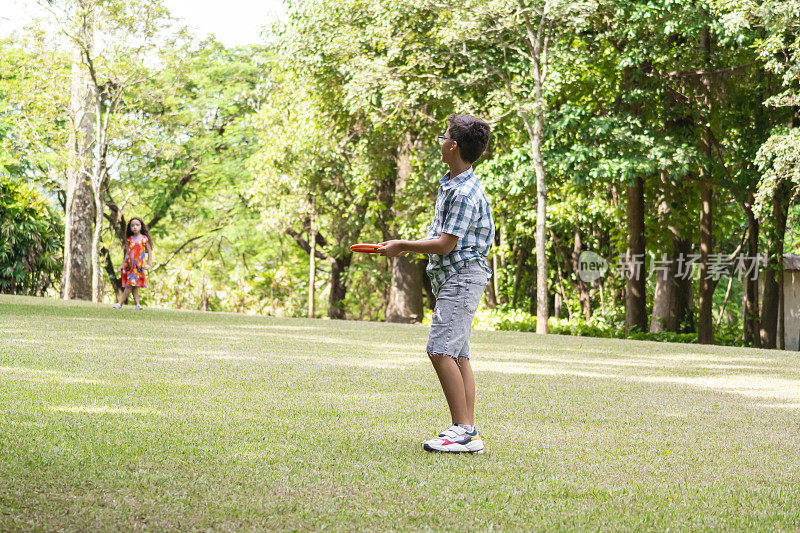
[1,295,800,531]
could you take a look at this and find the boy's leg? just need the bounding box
[458,357,476,427]
[428,353,469,425]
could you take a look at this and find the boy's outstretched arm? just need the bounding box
[377,234,457,257]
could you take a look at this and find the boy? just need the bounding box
[378,114,494,454]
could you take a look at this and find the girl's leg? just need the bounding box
[132,287,140,306]
[429,354,469,426]
[118,285,132,305]
[457,358,476,427]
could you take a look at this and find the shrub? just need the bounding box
[0,175,62,295]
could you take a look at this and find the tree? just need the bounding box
[50,0,172,302]
[0,175,63,295]
[435,0,599,333]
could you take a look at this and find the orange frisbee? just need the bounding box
[350,243,383,254]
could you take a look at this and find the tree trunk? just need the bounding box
[698,182,715,344]
[511,237,530,308]
[625,177,647,334]
[779,264,785,350]
[385,134,426,323]
[743,199,761,347]
[571,228,591,320]
[650,253,673,333]
[697,25,716,344]
[533,112,549,333]
[386,257,425,323]
[100,246,123,297]
[91,185,104,302]
[670,236,695,333]
[328,254,351,319]
[63,26,95,301]
[484,275,498,309]
[514,1,551,333]
[497,229,508,305]
[308,219,316,318]
[520,111,549,332]
[650,169,677,333]
[90,88,113,302]
[760,182,790,348]
[422,272,435,311]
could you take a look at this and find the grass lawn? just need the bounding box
[1,294,800,531]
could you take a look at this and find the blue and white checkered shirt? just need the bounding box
[426,167,495,296]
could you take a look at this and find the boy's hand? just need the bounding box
[377,240,407,258]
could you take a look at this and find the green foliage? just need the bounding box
[0,176,62,295]
[2,0,798,347]
[754,126,800,215]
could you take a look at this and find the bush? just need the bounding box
[0,175,62,295]
[467,306,746,346]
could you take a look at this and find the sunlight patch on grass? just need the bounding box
[760,403,800,409]
[281,353,423,370]
[49,405,159,415]
[233,324,324,332]
[474,359,620,379]
[472,360,800,406]
[637,374,800,403]
[659,411,688,418]
[0,366,112,385]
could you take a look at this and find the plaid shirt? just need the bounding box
[426,167,495,296]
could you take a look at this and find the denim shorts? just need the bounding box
[426,262,489,360]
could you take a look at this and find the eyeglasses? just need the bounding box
[437,135,455,145]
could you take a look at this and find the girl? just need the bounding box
[112,217,153,310]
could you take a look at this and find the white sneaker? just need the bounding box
[422,424,484,454]
[112,304,121,309]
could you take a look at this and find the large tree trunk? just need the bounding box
[743,199,761,347]
[697,182,715,344]
[385,134,426,323]
[696,25,716,345]
[625,177,647,333]
[533,113,549,333]
[669,236,695,333]
[650,253,673,332]
[760,181,790,348]
[651,165,679,333]
[63,23,95,301]
[514,1,552,334]
[520,111,549,332]
[328,255,352,320]
[90,90,112,302]
[386,257,425,323]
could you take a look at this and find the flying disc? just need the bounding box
[350,243,383,254]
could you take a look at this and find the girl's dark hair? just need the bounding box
[126,217,153,245]
[447,114,491,164]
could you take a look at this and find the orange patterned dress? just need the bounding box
[122,235,149,288]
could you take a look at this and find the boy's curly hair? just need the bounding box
[447,114,491,164]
